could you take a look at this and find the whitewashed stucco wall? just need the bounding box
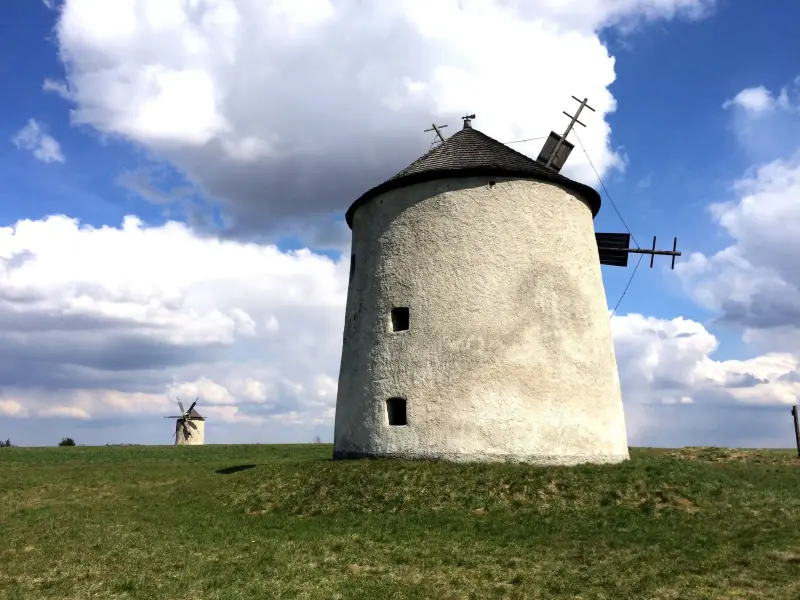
[175,420,205,446]
[333,176,629,465]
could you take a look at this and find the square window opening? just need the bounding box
[386,397,407,426]
[391,307,410,332]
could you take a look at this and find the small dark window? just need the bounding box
[391,307,409,332]
[386,397,407,426]
[349,254,355,281]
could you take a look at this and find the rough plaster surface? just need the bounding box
[175,420,205,446]
[333,176,629,466]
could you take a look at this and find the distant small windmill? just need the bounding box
[164,397,206,446]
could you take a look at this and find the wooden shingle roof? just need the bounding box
[185,408,204,420]
[345,126,602,227]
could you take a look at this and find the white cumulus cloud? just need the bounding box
[677,156,800,348]
[0,215,346,443]
[611,313,800,447]
[12,119,65,164]
[722,78,800,161]
[48,0,716,240]
[723,80,800,115]
[673,77,800,355]
[612,313,799,406]
[723,86,777,114]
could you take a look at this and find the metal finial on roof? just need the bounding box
[461,114,476,129]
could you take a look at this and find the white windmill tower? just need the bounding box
[164,397,206,446]
[333,102,682,466]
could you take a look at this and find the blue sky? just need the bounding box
[599,0,800,325]
[1,0,799,449]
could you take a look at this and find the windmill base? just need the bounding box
[332,449,629,466]
[174,420,205,445]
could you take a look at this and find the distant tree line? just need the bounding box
[1,438,83,447]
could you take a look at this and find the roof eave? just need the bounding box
[345,167,601,228]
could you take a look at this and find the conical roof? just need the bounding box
[185,408,204,420]
[345,126,601,227]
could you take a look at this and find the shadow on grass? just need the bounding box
[216,464,258,475]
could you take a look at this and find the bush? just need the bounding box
[1,439,11,447]
[58,437,76,447]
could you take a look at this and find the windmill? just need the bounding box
[332,102,684,466]
[164,397,206,446]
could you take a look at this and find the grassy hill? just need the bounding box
[1,444,799,599]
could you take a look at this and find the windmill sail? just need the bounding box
[595,232,631,267]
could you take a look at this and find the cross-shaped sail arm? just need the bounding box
[595,233,681,269]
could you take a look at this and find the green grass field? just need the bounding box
[2,444,800,599]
